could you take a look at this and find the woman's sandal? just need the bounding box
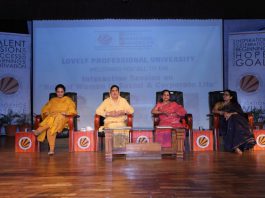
[32,130,42,136]
[235,148,243,155]
[48,151,54,156]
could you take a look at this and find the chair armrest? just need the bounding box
[34,115,42,129]
[65,115,75,132]
[94,114,101,133]
[66,114,80,118]
[246,112,254,131]
[184,113,193,130]
[153,113,192,129]
[34,114,77,131]
[93,114,102,152]
[213,113,220,129]
[213,112,253,130]
[127,114,133,127]
[152,114,160,127]
[94,114,134,130]
[65,115,75,152]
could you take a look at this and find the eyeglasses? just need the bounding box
[223,93,230,96]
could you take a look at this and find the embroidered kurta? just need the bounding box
[37,96,77,142]
[96,96,134,129]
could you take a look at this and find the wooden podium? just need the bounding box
[253,130,265,150]
[15,132,39,152]
[192,130,213,151]
[73,131,95,152]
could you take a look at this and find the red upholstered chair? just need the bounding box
[208,91,254,151]
[153,91,193,151]
[34,92,78,152]
[94,92,133,151]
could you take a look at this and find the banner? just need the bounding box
[228,31,265,122]
[0,32,31,128]
[33,20,223,129]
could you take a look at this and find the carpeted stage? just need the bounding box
[0,136,265,198]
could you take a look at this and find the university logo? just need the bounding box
[136,135,149,144]
[256,134,265,147]
[97,34,112,45]
[19,137,32,150]
[239,74,259,93]
[0,76,19,95]
[77,136,90,149]
[196,135,210,149]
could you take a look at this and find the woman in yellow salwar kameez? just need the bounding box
[34,84,77,155]
[96,85,134,148]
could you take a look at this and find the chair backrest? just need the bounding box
[103,92,130,104]
[208,90,237,130]
[156,91,184,106]
[49,92,78,131]
[208,90,237,113]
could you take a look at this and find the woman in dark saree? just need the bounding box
[212,90,256,154]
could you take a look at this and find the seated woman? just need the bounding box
[212,89,256,155]
[151,90,187,148]
[96,85,134,148]
[96,85,134,129]
[33,84,77,155]
[151,89,187,128]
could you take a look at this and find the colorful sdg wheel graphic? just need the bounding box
[257,134,265,148]
[240,75,259,93]
[19,137,32,150]
[196,135,210,149]
[136,135,149,144]
[0,76,19,95]
[77,136,90,149]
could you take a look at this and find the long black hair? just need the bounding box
[161,89,170,95]
[110,84,120,92]
[223,89,238,104]
[55,84,66,92]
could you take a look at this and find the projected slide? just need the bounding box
[33,20,223,129]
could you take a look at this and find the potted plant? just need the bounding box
[17,113,31,131]
[250,107,265,129]
[0,109,20,136]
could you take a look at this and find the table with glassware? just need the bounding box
[104,126,186,161]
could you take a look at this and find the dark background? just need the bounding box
[0,0,264,34]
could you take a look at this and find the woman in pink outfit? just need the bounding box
[151,90,187,128]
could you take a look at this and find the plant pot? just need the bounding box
[254,122,264,130]
[18,123,31,132]
[5,125,18,136]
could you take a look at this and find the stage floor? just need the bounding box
[0,136,265,198]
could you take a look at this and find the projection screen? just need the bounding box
[33,19,223,129]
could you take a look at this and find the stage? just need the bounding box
[0,136,265,197]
